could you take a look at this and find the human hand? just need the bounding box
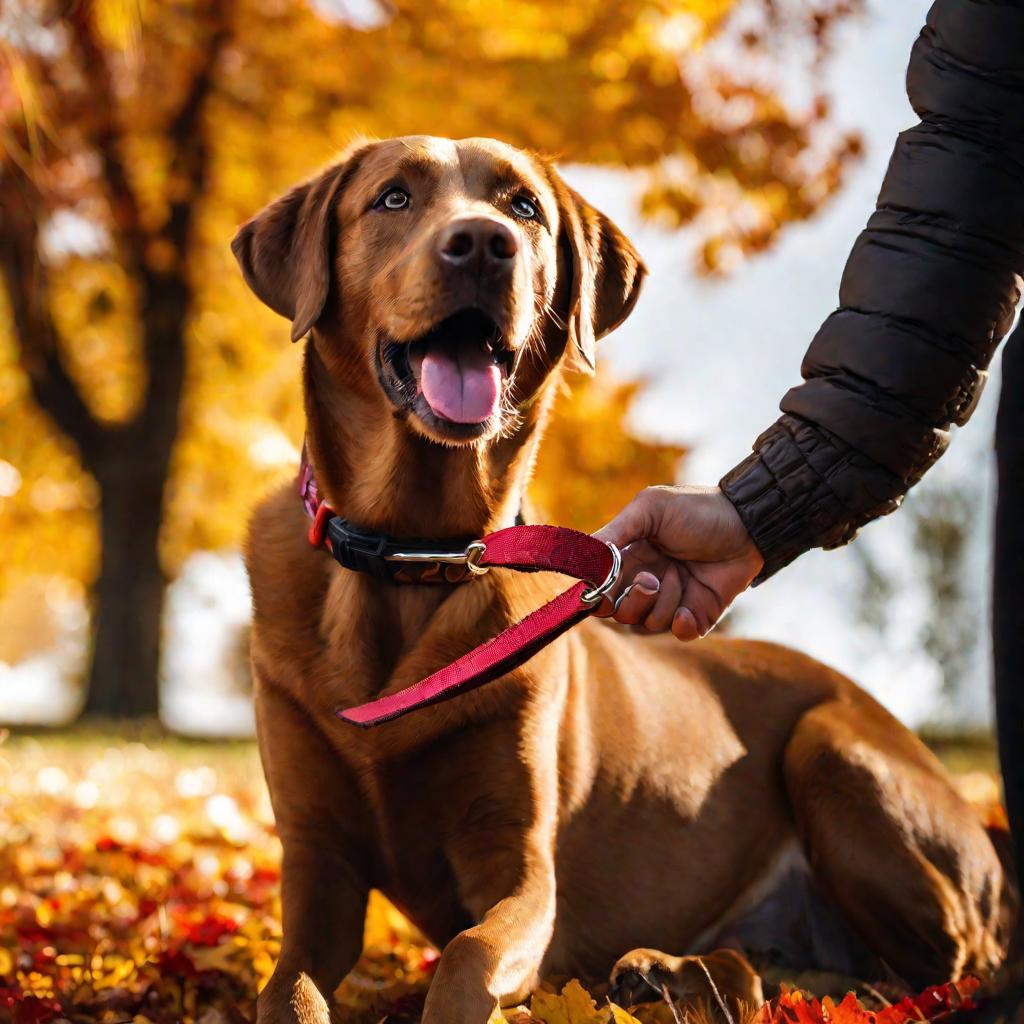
[594,486,764,641]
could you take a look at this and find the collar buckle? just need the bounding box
[326,517,392,579]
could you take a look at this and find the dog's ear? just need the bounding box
[231,149,367,342]
[549,172,646,373]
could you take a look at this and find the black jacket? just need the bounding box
[720,0,1024,580]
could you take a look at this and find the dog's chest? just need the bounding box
[367,791,476,946]
[349,721,536,945]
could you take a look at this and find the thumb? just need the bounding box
[594,488,664,549]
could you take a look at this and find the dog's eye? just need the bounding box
[376,187,410,211]
[511,195,538,220]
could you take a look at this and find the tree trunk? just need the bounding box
[2,0,225,723]
[83,442,169,719]
[993,320,1024,920]
[82,271,187,720]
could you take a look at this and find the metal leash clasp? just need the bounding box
[580,541,622,606]
[384,539,490,576]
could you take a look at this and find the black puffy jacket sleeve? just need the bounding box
[720,0,1024,581]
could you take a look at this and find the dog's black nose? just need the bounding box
[438,217,518,269]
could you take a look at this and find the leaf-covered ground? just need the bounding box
[0,731,1006,1024]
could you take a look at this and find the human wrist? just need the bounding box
[719,442,817,584]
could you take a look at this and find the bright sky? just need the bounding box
[566,0,1007,727]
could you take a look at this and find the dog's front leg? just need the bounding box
[422,837,556,1024]
[259,838,369,1024]
[254,676,374,1024]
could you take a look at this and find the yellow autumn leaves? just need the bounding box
[507,979,644,1024]
[495,977,712,1024]
[0,0,857,605]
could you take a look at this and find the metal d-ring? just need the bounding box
[580,542,623,606]
[464,540,490,576]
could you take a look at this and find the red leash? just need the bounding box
[299,454,621,728]
[337,525,621,727]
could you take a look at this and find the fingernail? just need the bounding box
[635,573,660,594]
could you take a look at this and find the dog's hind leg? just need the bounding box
[783,697,1014,988]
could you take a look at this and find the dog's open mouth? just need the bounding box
[377,308,515,439]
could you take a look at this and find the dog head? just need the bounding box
[233,136,644,448]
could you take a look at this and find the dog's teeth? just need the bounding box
[408,345,425,380]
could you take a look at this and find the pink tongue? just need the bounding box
[420,345,501,424]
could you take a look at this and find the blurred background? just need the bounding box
[0,0,1003,736]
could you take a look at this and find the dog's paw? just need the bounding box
[610,947,764,1015]
[257,971,332,1024]
[609,948,679,1007]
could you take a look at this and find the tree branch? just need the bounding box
[0,173,104,468]
[163,0,232,252]
[65,3,148,274]
[139,0,232,428]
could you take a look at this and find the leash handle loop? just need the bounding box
[336,525,620,728]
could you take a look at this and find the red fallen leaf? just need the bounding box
[9,994,63,1024]
[16,922,95,949]
[137,897,160,919]
[823,992,875,1024]
[877,977,981,1024]
[183,912,240,946]
[775,988,832,1024]
[31,947,57,970]
[155,948,199,977]
[93,836,166,865]
[754,977,981,1024]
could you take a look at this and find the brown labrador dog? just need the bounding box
[233,136,1014,1024]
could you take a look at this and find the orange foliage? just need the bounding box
[0,0,861,707]
[531,373,686,534]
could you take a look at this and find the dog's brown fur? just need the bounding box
[233,136,1015,1024]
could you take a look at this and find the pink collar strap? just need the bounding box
[297,449,621,727]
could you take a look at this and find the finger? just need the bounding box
[671,606,701,642]
[594,543,667,615]
[642,566,684,634]
[593,506,647,551]
[594,488,668,550]
[676,574,725,638]
[610,573,660,626]
[594,582,638,619]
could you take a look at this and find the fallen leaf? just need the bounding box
[532,980,606,1024]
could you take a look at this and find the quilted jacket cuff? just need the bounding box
[720,416,904,583]
[720,436,821,583]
